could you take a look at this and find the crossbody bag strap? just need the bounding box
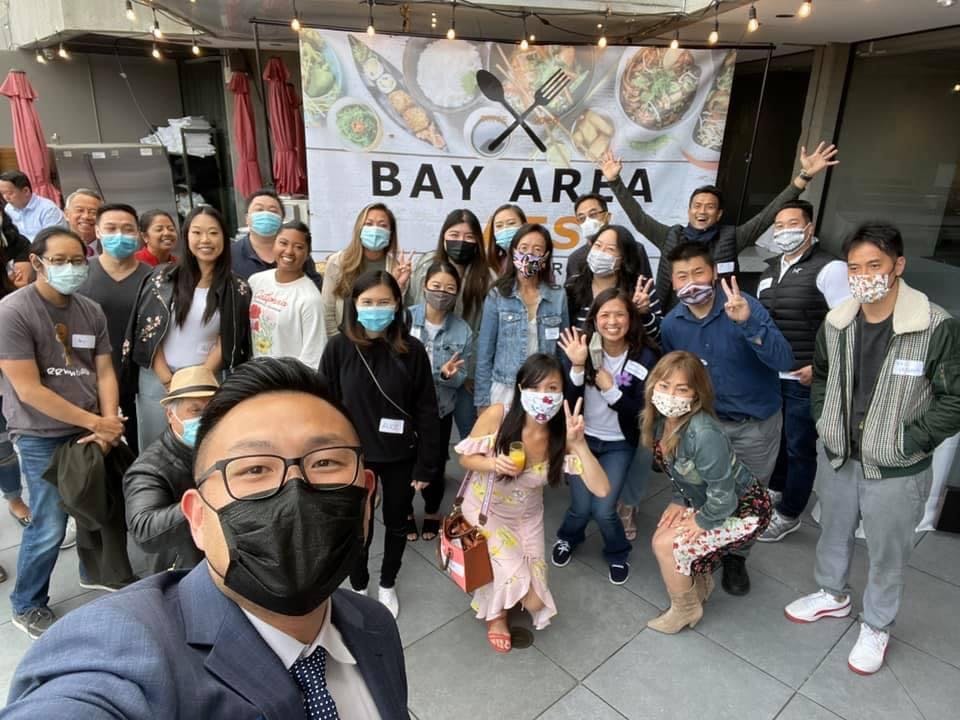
[453,470,495,526]
[355,345,411,419]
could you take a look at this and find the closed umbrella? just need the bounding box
[227,72,262,198]
[0,69,61,204]
[262,58,304,195]
[286,82,307,194]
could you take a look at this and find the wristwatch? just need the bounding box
[799,169,814,182]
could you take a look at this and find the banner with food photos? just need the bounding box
[300,30,734,280]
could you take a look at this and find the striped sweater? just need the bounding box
[812,281,960,479]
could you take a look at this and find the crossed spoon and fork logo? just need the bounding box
[475,68,572,153]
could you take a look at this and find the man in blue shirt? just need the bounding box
[660,241,794,596]
[0,171,66,242]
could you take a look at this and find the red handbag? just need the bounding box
[438,471,494,593]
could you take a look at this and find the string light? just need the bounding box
[152,10,163,39]
[597,7,610,48]
[124,0,136,22]
[191,28,201,55]
[520,14,530,50]
[35,48,47,64]
[708,1,719,45]
[446,0,456,40]
[431,11,437,30]
[366,0,376,36]
[747,4,759,33]
[290,1,301,32]
[57,42,69,60]
[151,43,162,60]
[670,30,680,50]
[798,0,813,18]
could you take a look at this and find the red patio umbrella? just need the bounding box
[227,72,263,199]
[0,69,61,205]
[262,58,304,195]
[285,81,307,194]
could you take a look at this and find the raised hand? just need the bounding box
[558,327,588,367]
[391,249,414,291]
[720,276,751,325]
[799,141,839,178]
[598,149,623,182]
[633,275,655,314]
[441,351,465,379]
[564,398,585,447]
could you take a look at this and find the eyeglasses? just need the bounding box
[196,446,364,501]
[576,209,607,222]
[42,256,86,267]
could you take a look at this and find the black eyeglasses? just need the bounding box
[196,446,364,501]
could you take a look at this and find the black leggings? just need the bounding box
[351,458,415,591]
[408,412,453,517]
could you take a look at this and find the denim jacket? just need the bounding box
[474,282,569,406]
[408,303,473,418]
[658,411,757,531]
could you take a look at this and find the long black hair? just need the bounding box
[495,353,566,488]
[343,270,409,354]
[433,209,488,323]
[173,206,232,327]
[569,224,645,311]
[495,223,555,297]
[582,287,658,386]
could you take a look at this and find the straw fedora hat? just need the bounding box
[160,366,220,405]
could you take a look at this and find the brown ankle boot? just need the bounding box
[647,585,703,634]
[694,573,715,603]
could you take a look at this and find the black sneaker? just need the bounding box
[609,562,630,585]
[721,555,751,596]
[12,606,56,639]
[551,539,572,567]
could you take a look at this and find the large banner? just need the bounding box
[300,30,734,280]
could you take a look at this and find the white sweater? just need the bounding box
[248,270,327,367]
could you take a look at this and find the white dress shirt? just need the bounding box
[242,599,382,720]
[5,193,66,241]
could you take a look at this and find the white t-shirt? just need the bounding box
[572,350,627,442]
[418,319,443,367]
[248,270,327,367]
[163,287,220,370]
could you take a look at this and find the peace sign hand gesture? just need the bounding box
[598,149,623,183]
[564,398,586,448]
[633,275,655,314]
[558,327,588,367]
[720,276,751,325]
[391,249,414,292]
[440,351,465,379]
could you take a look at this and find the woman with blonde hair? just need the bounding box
[320,202,413,338]
[642,351,771,633]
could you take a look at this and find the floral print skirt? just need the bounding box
[673,483,773,576]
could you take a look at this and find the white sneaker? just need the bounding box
[377,586,399,619]
[767,488,783,506]
[848,622,889,675]
[60,517,76,550]
[784,589,851,623]
[350,586,368,596]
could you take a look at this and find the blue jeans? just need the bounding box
[137,368,168,451]
[453,383,476,441]
[769,380,818,519]
[10,434,74,615]
[556,436,633,564]
[0,403,23,500]
[618,445,652,507]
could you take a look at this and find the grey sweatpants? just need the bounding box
[814,459,930,631]
[718,412,783,559]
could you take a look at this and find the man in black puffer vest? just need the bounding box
[755,200,849,542]
[599,141,839,311]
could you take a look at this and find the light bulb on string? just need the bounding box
[152,11,163,39]
[35,48,46,64]
[58,42,69,60]
[798,0,813,18]
[670,30,679,50]
[446,1,456,40]
[597,8,610,49]
[191,29,201,55]
[151,44,162,60]
[124,0,136,22]
[366,0,376,36]
[747,4,759,33]
[707,1,719,45]
[520,14,530,50]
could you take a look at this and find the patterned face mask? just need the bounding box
[848,273,892,304]
[651,390,693,418]
[513,251,546,279]
[519,389,563,424]
[676,282,715,307]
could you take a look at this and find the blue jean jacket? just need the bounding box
[474,283,569,406]
[408,304,473,418]
[658,411,757,531]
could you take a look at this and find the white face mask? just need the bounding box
[519,389,563,424]
[652,390,693,418]
[586,247,619,277]
[772,225,809,254]
[580,216,605,240]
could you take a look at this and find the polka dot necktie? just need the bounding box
[289,647,341,720]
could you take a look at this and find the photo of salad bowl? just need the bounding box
[328,96,383,151]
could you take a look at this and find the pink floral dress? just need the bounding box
[454,434,583,630]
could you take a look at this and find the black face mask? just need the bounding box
[206,480,367,616]
[445,240,478,266]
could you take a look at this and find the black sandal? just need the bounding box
[420,517,441,542]
[404,515,419,542]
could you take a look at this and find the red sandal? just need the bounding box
[486,616,512,654]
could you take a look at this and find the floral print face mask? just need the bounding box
[652,390,693,418]
[520,390,563,424]
[849,273,892,304]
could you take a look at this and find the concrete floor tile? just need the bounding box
[907,531,960,587]
[696,569,855,689]
[891,567,960,669]
[537,685,626,720]
[799,624,924,720]
[0,512,26,553]
[774,694,842,720]
[404,612,575,720]
[533,558,658,679]
[886,635,960,720]
[585,629,792,720]
[392,550,476,648]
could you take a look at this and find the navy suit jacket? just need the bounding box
[3,563,409,719]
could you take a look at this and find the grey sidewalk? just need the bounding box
[1,465,958,719]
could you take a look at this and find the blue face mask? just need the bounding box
[101,233,139,260]
[250,210,283,238]
[359,226,390,251]
[43,262,88,295]
[176,414,201,448]
[356,306,396,332]
[494,227,518,250]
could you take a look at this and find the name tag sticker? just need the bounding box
[893,359,924,377]
[544,327,560,340]
[379,418,405,435]
[625,360,648,380]
[757,278,773,293]
[717,261,735,274]
[71,334,95,349]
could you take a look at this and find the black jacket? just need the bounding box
[43,439,137,586]
[319,333,446,484]
[122,264,251,377]
[123,427,204,578]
